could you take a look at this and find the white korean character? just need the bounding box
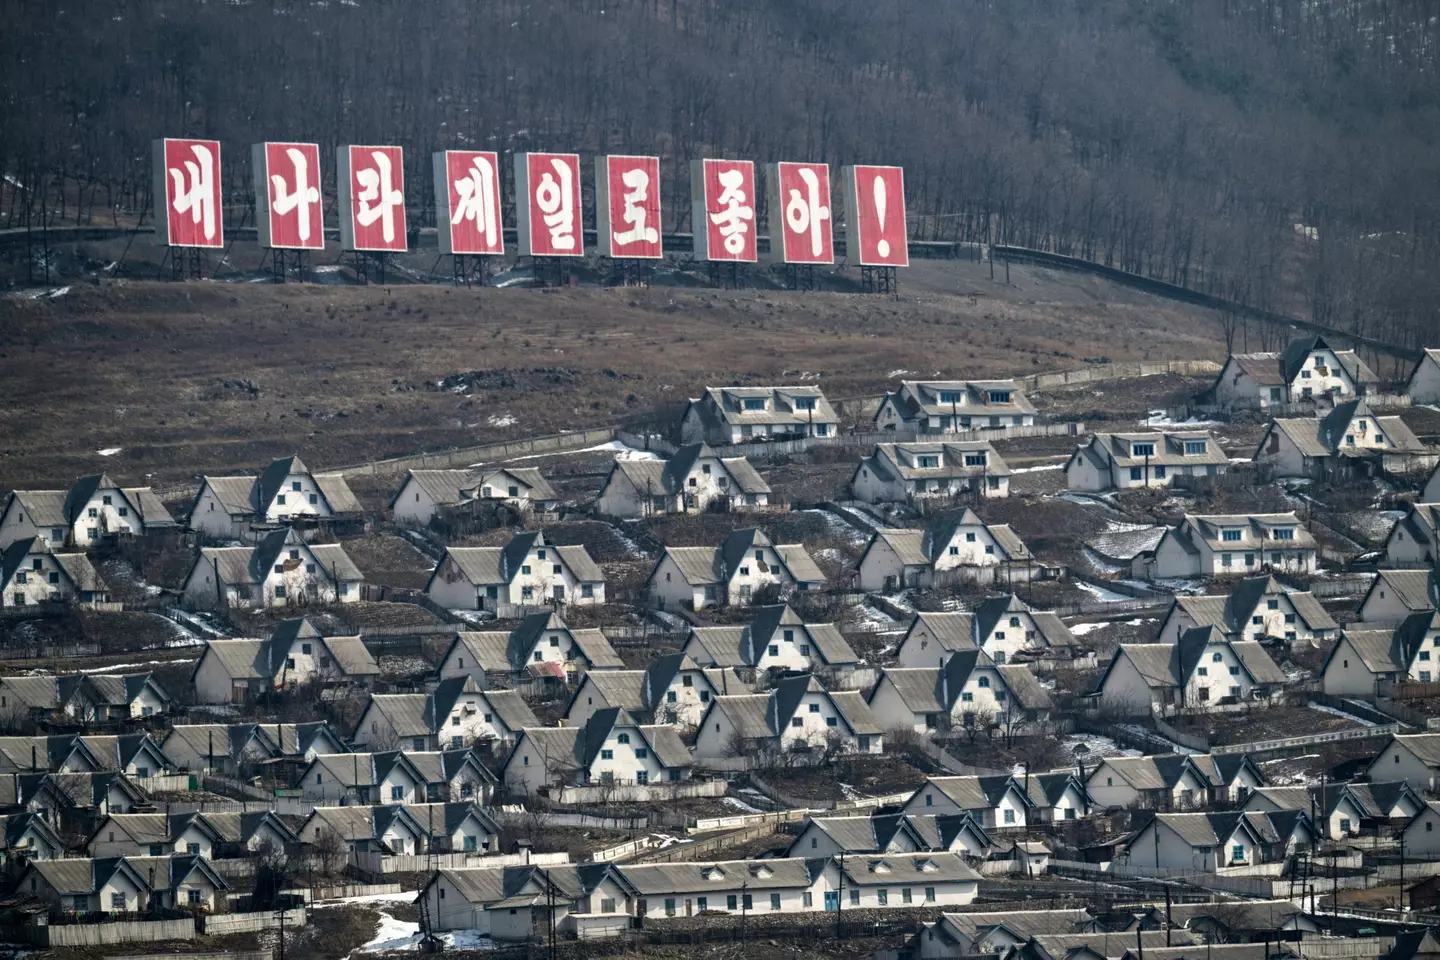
[612,167,658,247]
[169,143,217,241]
[271,148,320,243]
[452,155,499,249]
[710,168,753,255]
[535,158,576,251]
[355,150,404,243]
[784,167,830,258]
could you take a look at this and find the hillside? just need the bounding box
[2,0,1437,350]
[0,258,1227,491]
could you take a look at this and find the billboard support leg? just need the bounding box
[452,255,489,288]
[784,264,816,292]
[861,265,897,295]
[707,262,745,290]
[609,259,652,288]
[532,258,576,289]
[349,251,387,285]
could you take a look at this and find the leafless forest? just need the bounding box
[4,0,1438,345]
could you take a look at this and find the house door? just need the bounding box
[553,584,565,601]
[824,891,838,911]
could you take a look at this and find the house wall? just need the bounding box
[436,693,521,749]
[1424,468,1440,503]
[865,676,928,734]
[725,543,796,605]
[445,817,496,853]
[1359,579,1423,625]
[650,670,713,727]
[902,786,965,818]
[1410,358,1440,405]
[753,627,820,675]
[391,476,450,527]
[520,627,586,676]
[259,544,348,607]
[435,641,496,688]
[1125,822,1217,871]
[585,727,673,786]
[1256,430,1311,479]
[190,484,248,539]
[1387,518,1436,567]
[1086,764,1142,809]
[1288,348,1357,402]
[1404,807,1440,860]
[1064,449,1109,492]
[1372,742,1437,791]
[596,472,651,518]
[1098,655,1162,715]
[895,622,960,670]
[1,550,77,607]
[1150,533,1203,579]
[125,685,168,719]
[932,524,1006,570]
[261,472,332,523]
[851,461,906,504]
[0,503,61,551]
[273,636,344,688]
[858,539,919,593]
[1182,642,1257,706]
[1406,624,1440,682]
[977,611,1045,665]
[1213,362,1264,411]
[503,735,567,795]
[425,874,487,933]
[70,486,145,547]
[649,554,711,612]
[503,545,597,607]
[193,652,249,705]
[778,690,863,753]
[181,560,250,612]
[428,555,486,610]
[1045,783,1090,823]
[693,704,743,760]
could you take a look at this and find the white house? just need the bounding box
[434,611,624,688]
[203,810,300,855]
[0,734,173,779]
[1385,503,1440,567]
[867,651,1053,735]
[1156,575,1337,645]
[1136,513,1318,580]
[895,595,1077,668]
[187,454,363,541]
[1359,569,1438,626]
[181,527,363,610]
[161,721,348,775]
[1208,336,1377,412]
[190,618,378,703]
[1065,431,1230,492]
[59,673,172,721]
[1402,801,1440,860]
[301,803,431,856]
[681,603,860,686]
[352,676,539,752]
[1321,615,1440,695]
[18,855,227,915]
[875,380,1036,433]
[693,674,883,760]
[1085,755,1232,811]
[425,532,605,613]
[596,443,771,517]
[1242,780,1422,839]
[0,538,110,608]
[900,775,1037,832]
[851,442,1012,504]
[1253,399,1428,480]
[389,467,558,528]
[1405,349,1440,405]
[681,386,840,445]
[1121,811,1316,871]
[563,653,720,728]
[1425,462,1440,503]
[0,474,176,552]
[1096,628,1288,715]
[858,510,1036,592]
[647,528,825,611]
[87,811,223,859]
[500,708,693,797]
[0,813,64,864]
[296,748,496,805]
[1368,733,1440,791]
[787,812,995,859]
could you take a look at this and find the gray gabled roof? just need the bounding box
[389,470,475,511]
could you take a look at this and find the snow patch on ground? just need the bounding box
[96,447,122,456]
[1011,462,1065,474]
[499,439,660,463]
[450,609,496,627]
[1070,618,1152,636]
[487,414,517,428]
[720,795,764,814]
[887,369,911,378]
[1075,581,1135,603]
[1143,410,1221,428]
[800,508,871,547]
[1062,732,1141,761]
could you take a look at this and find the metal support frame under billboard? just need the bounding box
[530,257,580,288]
[348,251,390,285]
[707,261,747,290]
[861,265,897,295]
[158,247,207,281]
[262,248,309,284]
[605,258,653,288]
[449,254,490,288]
[783,263,817,292]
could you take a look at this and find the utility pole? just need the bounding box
[740,881,748,946]
[835,853,844,938]
[276,903,286,960]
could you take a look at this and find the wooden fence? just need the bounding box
[355,849,567,876]
[0,917,201,947]
[335,427,619,479]
[1209,722,1401,756]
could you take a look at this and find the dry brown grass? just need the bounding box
[0,257,1227,492]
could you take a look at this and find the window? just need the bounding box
[1198,667,1208,677]
[988,391,1011,404]
[1130,467,1143,481]
[877,889,889,906]
[286,657,296,669]
[1212,652,1223,662]
[666,690,677,703]
[925,887,936,902]
[1184,440,1207,455]
[1222,529,1242,542]
[918,455,939,469]
[727,895,738,910]
[1131,442,1155,457]
[1252,616,1263,625]
[1003,809,1015,824]
[803,892,813,908]
[521,565,531,575]
[1229,666,1240,676]
[600,898,616,914]
[1232,844,1245,862]
[186,841,201,855]
[276,494,286,506]
[795,396,816,410]
[740,566,750,576]
[902,888,912,904]
[742,893,753,910]
[150,843,164,855]
[791,718,803,728]
[509,486,520,497]
[636,771,649,785]
[1221,553,1232,567]
[636,748,649,759]
[978,677,990,688]
[1424,672,1434,683]
[306,563,316,574]
[522,586,533,600]
[665,898,677,917]
[966,532,977,542]
[618,733,631,744]
[13,572,23,585]
[770,893,781,910]
[1154,465,1167,479]
[858,736,871,751]
[809,703,820,713]
[961,692,973,703]
[743,398,766,410]
[601,749,614,760]
[553,564,562,574]
[769,644,779,656]
[965,452,988,467]
[850,890,860,906]
[111,893,127,910]
[826,716,838,727]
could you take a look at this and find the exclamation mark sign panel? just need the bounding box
[873,175,890,259]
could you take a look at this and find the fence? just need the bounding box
[355,849,568,876]
[691,808,810,832]
[335,427,619,479]
[301,882,405,902]
[1046,597,1173,618]
[1209,722,1401,756]
[201,908,307,936]
[550,779,728,805]
[1151,717,1210,752]
[133,773,197,793]
[635,822,780,863]
[0,917,202,947]
[1017,359,1224,393]
[589,836,661,863]
[114,952,272,960]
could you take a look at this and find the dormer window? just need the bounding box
[1273,528,1295,541]
[750,865,773,878]
[939,391,962,404]
[918,456,939,469]
[1222,529,1243,542]
[1184,440,1207,455]
[702,866,727,880]
[743,398,766,411]
[870,860,892,874]
[987,391,1011,404]
[963,453,986,467]
[795,397,816,411]
[918,859,939,872]
[1131,442,1155,457]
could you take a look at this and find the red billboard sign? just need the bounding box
[434,150,504,256]
[843,165,908,267]
[253,142,324,250]
[690,159,757,262]
[768,162,833,265]
[595,155,663,259]
[337,145,408,252]
[515,152,583,257]
[153,138,224,248]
